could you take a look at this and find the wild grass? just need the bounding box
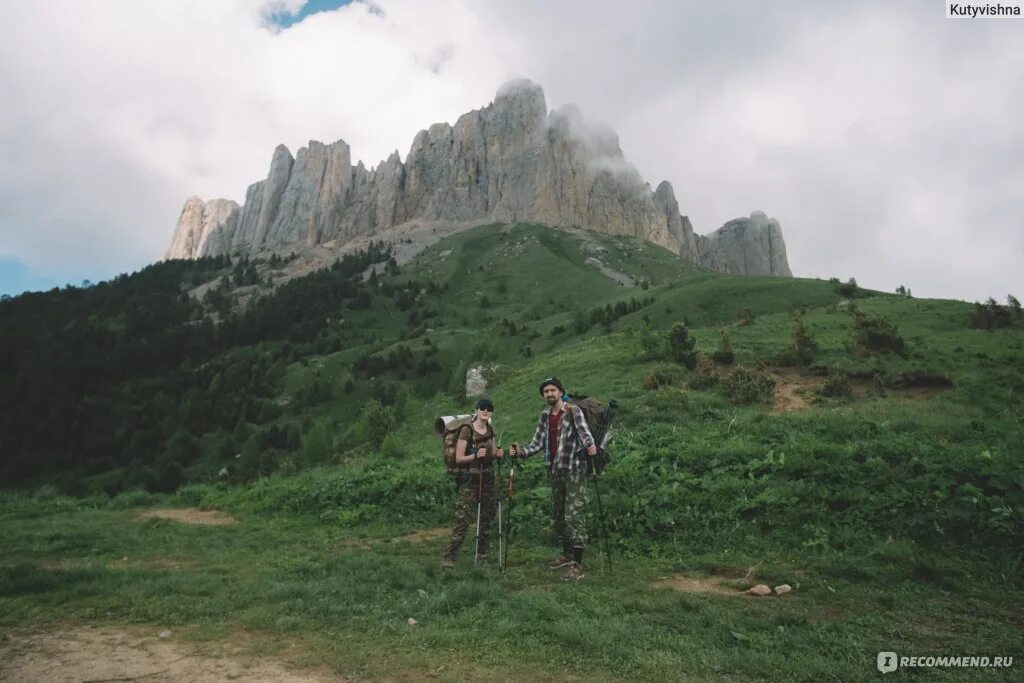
[3,223,1023,680]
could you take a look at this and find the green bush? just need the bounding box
[970,298,1014,331]
[667,322,698,369]
[711,329,734,365]
[302,418,335,466]
[721,365,775,404]
[643,364,685,390]
[790,315,816,366]
[852,310,906,355]
[380,432,405,459]
[688,357,720,390]
[836,277,858,298]
[350,399,394,450]
[819,368,852,398]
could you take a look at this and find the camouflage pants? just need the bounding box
[550,468,589,550]
[442,469,496,562]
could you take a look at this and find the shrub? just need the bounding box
[852,310,906,355]
[380,432,404,459]
[302,418,335,466]
[688,357,720,390]
[350,399,394,450]
[668,322,698,369]
[836,277,859,298]
[819,368,853,398]
[790,314,817,366]
[643,364,685,390]
[712,329,735,365]
[722,365,776,404]
[970,298,1013,330]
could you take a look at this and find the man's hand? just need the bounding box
[587,444,598,457]
[494,447,505,459]
[510,443,519,457]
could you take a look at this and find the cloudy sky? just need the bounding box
[1,0,1021,301]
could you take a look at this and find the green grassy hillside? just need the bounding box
[1,223,1022,680]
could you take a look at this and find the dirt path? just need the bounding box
[0,626,338,682]
[136,508,238,526]
[769,368,949,413]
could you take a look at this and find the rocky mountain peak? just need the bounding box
[165,79,792,278]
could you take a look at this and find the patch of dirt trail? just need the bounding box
[136,508,238,526]
[41,557,199,572]
[650,575,755,598]
[336,527,450,551]
[770,369,822,413]
[394,527,449,543]
[769,368,949,413]
[0,626,338,682]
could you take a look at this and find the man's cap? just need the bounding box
[538,376,563,395]
[475,397,494,411]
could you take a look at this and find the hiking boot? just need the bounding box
[562,562,585,581]
[548,553,573,570]
[440,559,455,569]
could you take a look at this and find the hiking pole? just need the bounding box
[591,472,613,574]
[502,446,517,575]
[474,461,484,567]
[495,431,504,572]
[589,400,618,574]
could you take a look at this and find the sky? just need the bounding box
[0,0,1021,301]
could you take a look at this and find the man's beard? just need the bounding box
[545,395,558,405]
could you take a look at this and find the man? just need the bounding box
[510,377,597,581]
[441,397,504,568]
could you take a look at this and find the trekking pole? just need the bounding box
[495,431,504,572]
[502,448,517,575]
[589,400,618,574]
[474,461,484,567]
[591,472,613,574]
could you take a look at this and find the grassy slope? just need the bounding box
[2,223,1023,681]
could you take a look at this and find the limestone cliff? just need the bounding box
[696,211,792,277]
[165,80,791,277]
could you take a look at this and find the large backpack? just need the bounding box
[436,414,493,474]
[565,395,618,473]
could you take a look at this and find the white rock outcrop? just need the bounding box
[165,80,791,277]
[696,211,792,277]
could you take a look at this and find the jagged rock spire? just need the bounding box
[165,79,791,277]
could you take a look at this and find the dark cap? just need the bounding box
[538,376,563,395]
[475,397,494,411]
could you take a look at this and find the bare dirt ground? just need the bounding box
[136,508,239,526]
[337,527,450,552]
[41,557,199,572]
[393,527,449,544]
[0,626,339,683]
[649,574,754,598]
[770,369,824,413]
[650,573,797,599]
[769,369,948,413]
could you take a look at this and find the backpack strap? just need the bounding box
[456,423,474,451]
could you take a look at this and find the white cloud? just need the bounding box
[0,0,1020,300]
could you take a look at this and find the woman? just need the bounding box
[441,397,504,568]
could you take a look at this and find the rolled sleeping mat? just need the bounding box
[434,414,494,435]
[435,414,474,436]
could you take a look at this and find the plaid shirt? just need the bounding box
[520,403,596,472]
